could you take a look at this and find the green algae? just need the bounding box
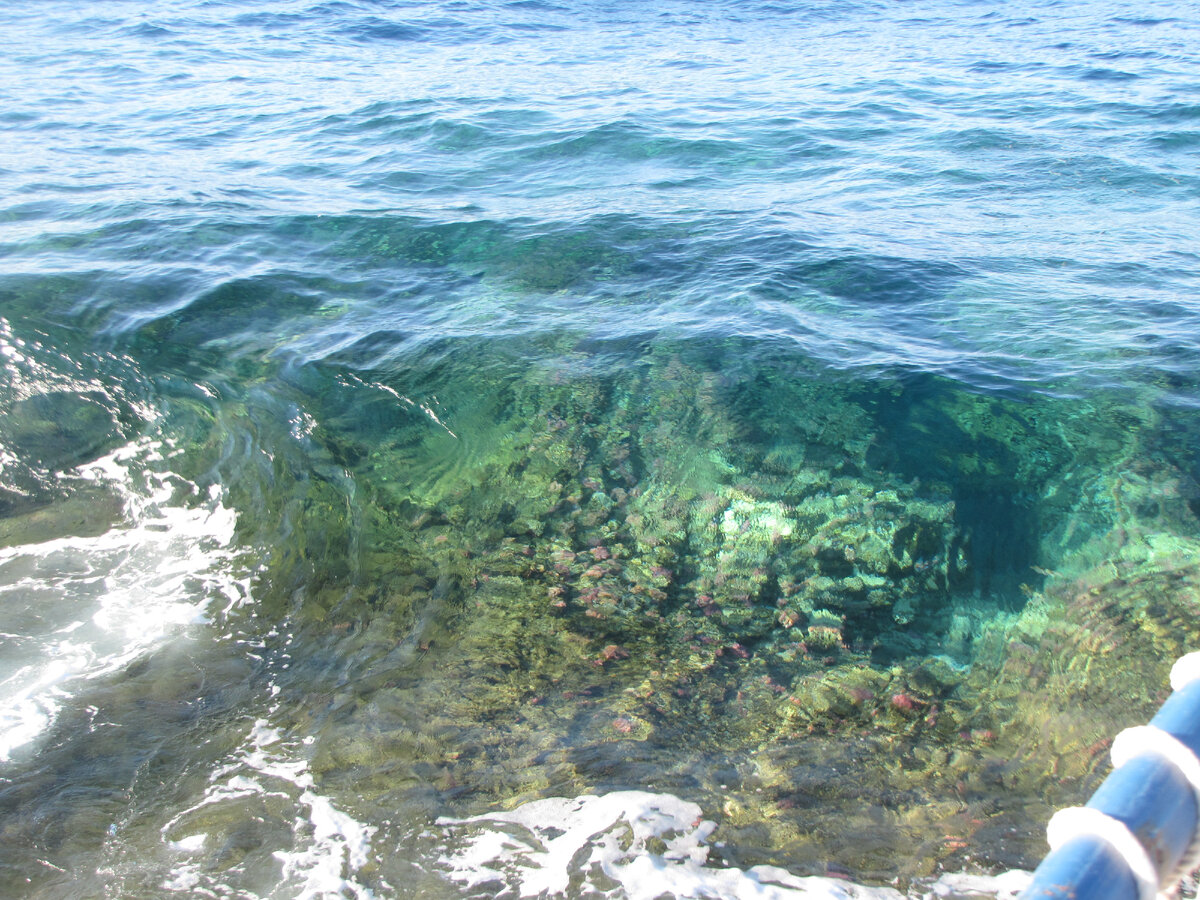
[4,303,1196,888]
[181,334,1198,883]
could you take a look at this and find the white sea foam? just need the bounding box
[0,438,249,762]
[438,791,1032,900]
[161,718,377,900]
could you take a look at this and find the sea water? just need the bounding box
[2,1,1200,897]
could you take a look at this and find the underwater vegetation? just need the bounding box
[169,336,1200,883]
[3,0,1200,892]
[4,299,1199,886]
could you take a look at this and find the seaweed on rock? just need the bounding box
[222,340,1189,881]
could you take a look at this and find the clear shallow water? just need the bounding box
[3,1,1200,897]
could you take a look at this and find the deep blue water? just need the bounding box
[3,2,1200,897]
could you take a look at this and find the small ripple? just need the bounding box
[967,60,1040,74]
[118,22,177,39]
[1089,48,1164,60]
[339,17,431,43]
[0,111,39,125]
[228,10,306,28]
[1110,16,1179,26]
[1148,132,1200,151]
[503,0,569,10]
[1078,66,1140,81]
[1147,103,1200,123]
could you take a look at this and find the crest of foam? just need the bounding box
[160,717,377,900]
[439,790,906,900]
[438,791,1034,900]
[0,437,248,762]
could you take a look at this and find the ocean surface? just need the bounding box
[2,1,1200,897]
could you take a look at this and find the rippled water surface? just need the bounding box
[3,1,1200,897]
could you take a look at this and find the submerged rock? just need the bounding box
[6,390,124,472]
[229,342,1181,880]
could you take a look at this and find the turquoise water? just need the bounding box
[3,1,1200,896]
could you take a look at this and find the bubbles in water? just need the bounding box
[160,719,377,899]
[0,436,247,762]
[437,790,1031,900]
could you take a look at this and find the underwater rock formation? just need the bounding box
[210,343,1198,881]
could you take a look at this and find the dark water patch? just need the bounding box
[470,106,561,136]
[935,127,1046,153]
[416,117,498,152]
[5,392,124,473]
[1076,65,1140,82]
[0,110,40,125]
[1148,131,1200,151]
[270,162,336,181]
[0,201,66,225]
[322,329,418,373]
[1148,103,1200,123]
[504,0,568,10]
[317,97,437,124]
[860,374,1124,593]
[231,10,309,29]
[338,16,432,43]
[1074,259,1197,289]
[87,63,149,82]
[502,20,570,32]
[132,273,377,359]
[93,144,147,157]
[1110,16,1178,26]
[286,212,682,296]
[53,16,125,35]
[323,214,505,268]
[118,22,177,39]
[517,120,745,167]
[503,221,646,291]
[659,57,718,70]
[1003,152,1184,196]
[360,168,450,193]
[1090,48,1165,60]
[967,59,1040,74]
[320,108,439,139]
[789,255,968,306]
[650,174,720,190]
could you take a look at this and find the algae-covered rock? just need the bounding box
[6,390,124,472]
[0,486,125,547]
[220,338,1192,882]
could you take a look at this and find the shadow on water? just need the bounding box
[790,254,969,306]
[863,374,1056,606]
